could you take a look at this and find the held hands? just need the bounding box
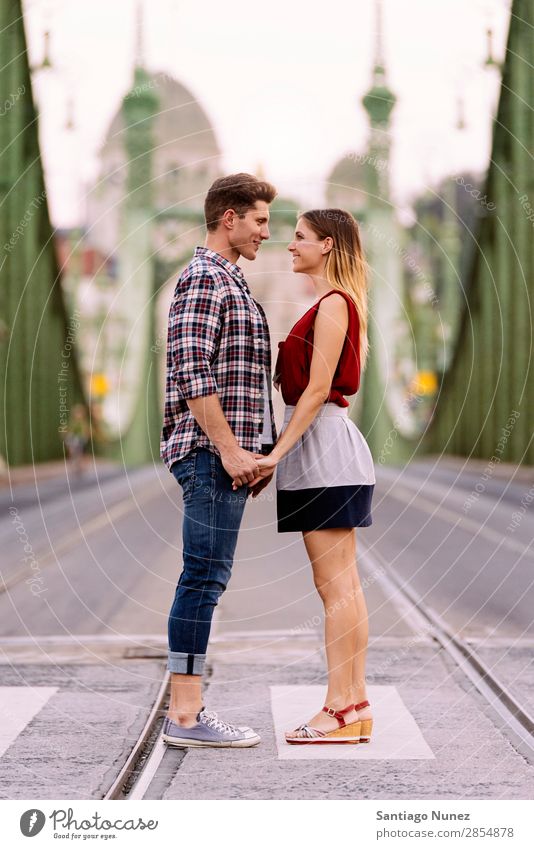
[232,453,279,494]
[220,446,261,488]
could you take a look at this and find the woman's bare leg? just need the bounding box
[349,532,372,722]
[295,527,363,733]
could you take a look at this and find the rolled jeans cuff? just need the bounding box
[167,650,206,676]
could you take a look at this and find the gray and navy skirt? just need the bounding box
[276,404,375,533]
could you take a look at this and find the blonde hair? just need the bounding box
[301,209,369,370]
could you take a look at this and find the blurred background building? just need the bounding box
[1,0,532,469]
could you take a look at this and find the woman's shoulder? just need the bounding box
[286,291,352,339]
[315,290,350,322]
[318,289,359,328]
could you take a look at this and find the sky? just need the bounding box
[23,0,510,227]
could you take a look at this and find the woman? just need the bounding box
[245,209,375,744]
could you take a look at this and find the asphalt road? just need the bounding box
[1,455,531,643]
[366,460,534,639]
[1,455,533,800]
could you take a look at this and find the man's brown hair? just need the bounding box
[204,172,277,232]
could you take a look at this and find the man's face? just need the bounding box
[228,201,271,260]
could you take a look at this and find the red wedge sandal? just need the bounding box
[285,704,361,744]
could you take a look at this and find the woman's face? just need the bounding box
[288,217,327,274]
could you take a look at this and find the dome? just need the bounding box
[88,68,222,253]
[106,70,220,161]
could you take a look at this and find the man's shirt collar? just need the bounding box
[194,246,249,289]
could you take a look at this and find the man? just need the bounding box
[160,173,278,748]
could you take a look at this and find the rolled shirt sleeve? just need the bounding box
[169,276,224,401]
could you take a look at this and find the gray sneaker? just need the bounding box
[162,709,261,748]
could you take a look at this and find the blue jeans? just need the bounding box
[168,448,248,675]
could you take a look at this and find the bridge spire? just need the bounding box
[362,0,396,132]
[134,0,144,69]
[373,0,385,71]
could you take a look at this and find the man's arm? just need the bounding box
[170,275,259,486]
[187,394,259,485]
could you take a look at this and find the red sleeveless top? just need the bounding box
[274,289,361,408]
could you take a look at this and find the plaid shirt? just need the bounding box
[160,247,277,470]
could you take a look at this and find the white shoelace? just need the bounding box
[200,710,239,735]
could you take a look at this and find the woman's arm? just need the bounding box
[236,294,348,489]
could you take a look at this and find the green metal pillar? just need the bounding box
[0,1,87,466]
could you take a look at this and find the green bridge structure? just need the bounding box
[1,0,532,470]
